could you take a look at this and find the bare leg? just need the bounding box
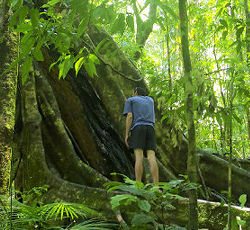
[147,150,159,183]
[134,149,144,182]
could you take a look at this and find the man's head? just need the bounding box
[134,87,146,96]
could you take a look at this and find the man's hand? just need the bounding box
[125,112,133,149]
[125,135,129,148]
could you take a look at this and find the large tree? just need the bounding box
[0,0,18,195]
[1,0,250,228]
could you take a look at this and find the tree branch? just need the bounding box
[82,39,143,82]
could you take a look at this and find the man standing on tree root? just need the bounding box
[123,87,159,183]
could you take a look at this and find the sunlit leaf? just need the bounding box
[41,0,60,8]
[239,194,247,207]
[75,57,84,76]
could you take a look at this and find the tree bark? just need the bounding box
[0,0,18,194]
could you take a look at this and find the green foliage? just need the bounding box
[105,173,188,229]
[6,0,249,155]
[239,194,247,208]
[70,219,117,229]
[0,186,111,230]
[7,0,101,81]
[7,0,249,157]
[111,13,126,35]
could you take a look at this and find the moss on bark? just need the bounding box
[0,3,17,194]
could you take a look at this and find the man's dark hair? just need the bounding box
[134,87,146,96]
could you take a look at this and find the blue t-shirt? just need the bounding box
[123,96,155,130]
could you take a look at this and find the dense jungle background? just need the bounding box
[0,0,249,229]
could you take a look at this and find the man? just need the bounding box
[123,87,159,183]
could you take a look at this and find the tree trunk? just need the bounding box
[244,0,250,140]
[0,0,18,195]
[179,0,198,229]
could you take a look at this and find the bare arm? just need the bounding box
[125,112,133,148]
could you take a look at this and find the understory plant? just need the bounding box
[0,186,117,230]
[105,173,190,230]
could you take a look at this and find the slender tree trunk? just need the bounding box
[227,99,233,230]
[213,44,227,152]
[247,108,250,140]
[244,0,250,140]
[178,0,198,229]
[0,0,18,195]
[166,25,173,111]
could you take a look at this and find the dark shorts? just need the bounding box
[129,125,156,152]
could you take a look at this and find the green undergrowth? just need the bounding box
[0,186,117,230]
[105,173,190,230]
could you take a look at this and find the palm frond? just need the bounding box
[69,219,118,230]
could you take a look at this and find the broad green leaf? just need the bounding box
[165,179,184,189]
[22,56,32,84]
[59,55,74,79]
[10,6,29,28]
[14,23,33,32]
[55,33,72,53]
[93,6,106,20]
[10,0,22,10]
[21,34,36,57]
[83,54,99,78]
[88,54,100,64]
[33,42,44,61]
[74,57,84,76]
[84,60,97,78]
[110,13,125,35]
[138,200,151,212]
[110,194,137,210]
[41,0,60,8]
[239,194,247,207]
[236,217,246,227]
[30,8,40,28]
